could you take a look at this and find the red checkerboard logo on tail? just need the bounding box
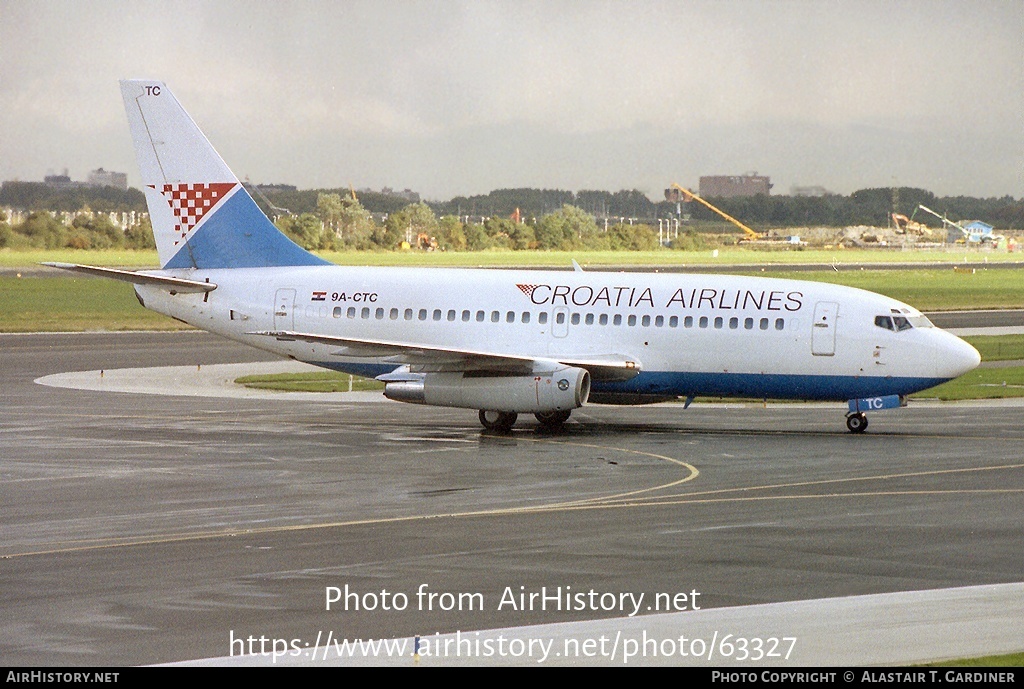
[149,182,237,245]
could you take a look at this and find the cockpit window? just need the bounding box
[908,315,933,328]
[876,314,918,332]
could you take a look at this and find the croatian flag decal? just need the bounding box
[150,182,237,246]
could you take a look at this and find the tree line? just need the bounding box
[271,194,679,252]
[3,181,1022,253]
[258,186,1024,231]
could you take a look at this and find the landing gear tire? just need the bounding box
[846,413,868,433]
[535,409,571,430]
[479,410,518,431]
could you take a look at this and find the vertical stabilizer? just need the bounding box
[120,80,328,270]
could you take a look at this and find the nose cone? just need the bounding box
[937,332,981,379]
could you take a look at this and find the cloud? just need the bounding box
[1,0,1020,197]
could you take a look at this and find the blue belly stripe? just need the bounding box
[309,363,948,402]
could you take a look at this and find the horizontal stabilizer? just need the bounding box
[42,262,217,293]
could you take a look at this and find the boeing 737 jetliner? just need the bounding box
[48,81,980,433]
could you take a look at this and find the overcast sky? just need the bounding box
[1,0,1021,200]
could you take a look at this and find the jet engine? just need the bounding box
[384,366,590,413]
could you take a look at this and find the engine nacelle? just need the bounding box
[384,366,590,413]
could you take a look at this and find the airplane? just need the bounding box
[47,80,981,434]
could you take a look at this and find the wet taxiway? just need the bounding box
[2,332,1022,665]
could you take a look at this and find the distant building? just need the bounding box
[252,183,297,193]
[699,174,772,198]
[87,168,128,190]
[960,221,995,243]
[41,167,128,189]
[791,185,832,197]
[361,187,421,203]
[44,168,72,187]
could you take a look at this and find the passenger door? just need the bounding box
[811,301,838,356]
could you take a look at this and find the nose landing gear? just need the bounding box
[845,412,868,433]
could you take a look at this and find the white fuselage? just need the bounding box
[136,265,980,403]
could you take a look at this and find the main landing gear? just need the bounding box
[534,409,572,431]
[479,410,517,431]
[478,409,573,431]
[845,412,868,433]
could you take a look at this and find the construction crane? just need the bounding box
[666,183,762,241]
[916,204,967,236]
[915,204,1004,244]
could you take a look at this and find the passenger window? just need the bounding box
[599,314,608,325]
[729,317,738,329]
[641,315,651,327]
[462,310,470,322]
[333,306,342,318]
[556,312,566,324]
[418,309,426,320]
[669,316,678,327]
[433,309,442,321]
[613,314,622,326]
[448,310,456,322]
[476,310,485,322]
[347,307,356,318]
[361,307,370,319]
[744,317,753,330]
[628,315,637,326]
[571,313,580,325]
[759,318,769,330]
[506,311,515,323]
[390,308,399,320]
[699,316,708,328]
[539,312,548,324]
[404,308,413,320]
[491,311,500,322]
[522,312,531,324]
[376,308,385,320]
[775,318,785,330]
[714,317,723,329]
[685,316,693,328]
[655,315,664,327]
[585,313,595,325]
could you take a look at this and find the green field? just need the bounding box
[964,334,1024,361]
[0,276,190,332]
[927,651,1024,667]
[235,371,383,392]
[3,246,1023,269]
[910,365,1024,401]
[5,244,1024,334]
[737,269,1024,311]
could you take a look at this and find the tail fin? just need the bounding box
[120,80,328,270]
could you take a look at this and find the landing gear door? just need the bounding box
[274,288,296,330]
[811,301,838,356]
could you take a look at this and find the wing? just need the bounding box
[249,330,640,381]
